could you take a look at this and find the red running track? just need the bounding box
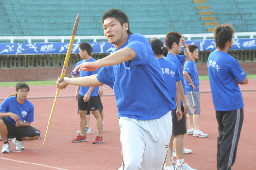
[0,80,255,169]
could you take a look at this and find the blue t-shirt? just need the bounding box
[183,60,199,92]
[165,53,187,95]
[158,58,180,110]
[208,50,247,111]
[0,96,34,125]
[72,58,99,96]
[97,34,172,120]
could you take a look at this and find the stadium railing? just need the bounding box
[1,32,256,43]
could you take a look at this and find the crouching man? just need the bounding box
[0,83,40,153]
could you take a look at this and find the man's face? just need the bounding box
[16,88,29,100]
[191,49,199,60]
[103,17,128,47]
[172,40,182,54]
[79,48,87,59]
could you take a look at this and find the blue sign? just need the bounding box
[0,39,256,55]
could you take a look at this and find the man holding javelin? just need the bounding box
[0,83,40,153]
[57,8,173,170]
[208,24,248,170]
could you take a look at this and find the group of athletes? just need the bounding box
[0,8,248,170]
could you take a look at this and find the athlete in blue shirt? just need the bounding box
[0,83,40,153]
[183,44,208,138]
[164,32,196,170]
[57,9,173,170]
[208,24,248,170]
[71,42,103,144]
[149,38,191,170]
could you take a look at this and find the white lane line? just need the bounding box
[0,156,68,170]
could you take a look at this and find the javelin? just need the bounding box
[43,14,80,146]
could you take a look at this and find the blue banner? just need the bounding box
[0,39,256,55]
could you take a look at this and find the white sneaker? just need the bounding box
[183,147,192,154]
[164,165,175,170]
[193,130,208,138]
[1,143,10,153]
[175,162,197,170]
[76,127,92,135]
[86,127,92,134]
[12,138,24,150]
[187,128,195,135]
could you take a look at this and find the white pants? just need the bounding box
[119,111,173,170]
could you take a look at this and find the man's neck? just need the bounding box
[16,97,25,104]
[84,56,92,61]
[216,46,229,53]
[168,49,177,56]
[156,54,163,59]
[114,34,129,49]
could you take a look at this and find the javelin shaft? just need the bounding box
[43,14,80,146]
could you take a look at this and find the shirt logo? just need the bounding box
[123,61,131,69]
[21,111,27,118]
[162,68,175,77]
[208,60,221,72]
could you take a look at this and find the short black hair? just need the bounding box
[16,82,29,91]
[165,32,182,50]
[149,38,168,56]
[79,42,93,56]
[188,44,198,53]
[102,8,132,35]
[214,24,234,49]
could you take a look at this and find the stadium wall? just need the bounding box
[0,61,255,82]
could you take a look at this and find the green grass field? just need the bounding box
[0,75,255,87]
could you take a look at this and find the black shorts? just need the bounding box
[172,105,187,135]
[0,117,40,138]
[78,95,103,115]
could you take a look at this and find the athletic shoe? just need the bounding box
[1,143,10,153]
[193,130,208,138]
[12,138,24,150]
[183,147,192,154]
[164,165,175,170]
[187,128,195,135]
[76,127,92,135]
[86,127,92,134]
[72,134,87,143]
[92,136,103,144]
[173,147,192,157]
[175,162,197,170]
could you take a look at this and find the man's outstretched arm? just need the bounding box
[57,75,103,90]
[73,47,136,73]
